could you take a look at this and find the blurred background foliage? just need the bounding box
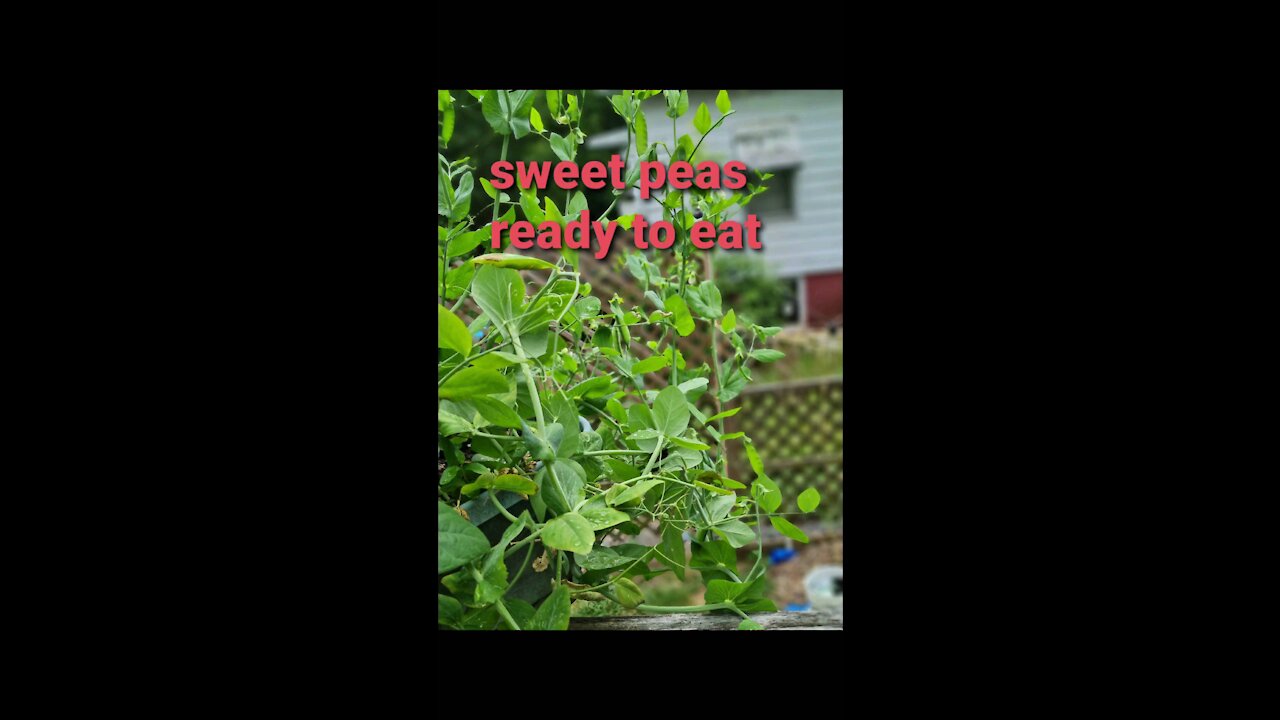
[712,254,796,328]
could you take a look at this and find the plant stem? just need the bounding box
[640,437,666,476]
[581,449,650,456]
[437,340,512,387]
[488,489,522,524]
[504,525,546,557]
[708,330,727,473]
[494,598,521,630]
[508,540,536,588]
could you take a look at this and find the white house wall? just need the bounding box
[588,90,843,279]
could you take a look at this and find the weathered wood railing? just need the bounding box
[569,609,842,630]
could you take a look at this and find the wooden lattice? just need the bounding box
[722,376,844,520]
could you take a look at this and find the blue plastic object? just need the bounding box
[769,547,796,565]
[785,602,811,612]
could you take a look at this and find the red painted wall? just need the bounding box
[805,272,843,328]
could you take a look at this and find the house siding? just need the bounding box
[589,90,843,281]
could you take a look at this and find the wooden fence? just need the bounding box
[723,375,844,521]
[570,608,842,630]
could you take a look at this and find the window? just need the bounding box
[743,166,797,219]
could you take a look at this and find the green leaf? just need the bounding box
[567,191,589,218]
[527,584,571,630]
[449,173,473,223]
[573,295,600,320]
[530,106,544,133]
[749,349,785,363]
[718,364,749,402]
[702,282,722,317]
[472,253,556,270]
[539,458,584,514]
[704,406,742,424]
[471,266,523,331]
[752,475,782,513]
[737,618,763,630]
[541,196,565,230]
[676,378,708,395]
[545,89,561,115]
[663,295,695,336]
[769,516,809,543]
[438,305,472,358]
[439,367,508,400]
[716,90,732,114]
[744,439,766,476]
[613,577,644,608]
[567,375,613,399]
[578,546,632,571]
[541,512,596,555]
[438,408,473,436]
[652,386,691,438]
[609,479,663,506]
[480,177,498,200]
[500,598,536,630]
[693,102,711,135]
[604,458,639,484]
[606,398,627,425]
[446,227,489,258]
[625,404,655,434]
[466,90,486,100]
[664,89,689,118]
[444,260,476,301]
[440,91,455,146]
[615,214,635,231]
[438,501,490,574]
[719,431,745,440]
[486,514,528,571]
[519,182,545,221]
[705,579,750,604]
[549,132,574,162]
[578,496,630,530]
[798,488,821,513]
[671,436,712,452]
[492,474,538,495]
[694,479,733,495]
[721,309,736,333]
[440,560,507,606]
[483,90,520,136]
[685,282,722,320]
[634,107,648,154]
[711,519,755,548]
[630,354,670,375]
[470,395,522,428]
[690,539,736,571]
[677,134,695,162]
[439,593,463,626]
[659,523,685,581]
[469,350,527,371]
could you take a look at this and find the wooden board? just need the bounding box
[569,609,842,631]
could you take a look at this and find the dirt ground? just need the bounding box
[761,535,843,607]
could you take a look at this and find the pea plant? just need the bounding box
[438,89,822,630]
